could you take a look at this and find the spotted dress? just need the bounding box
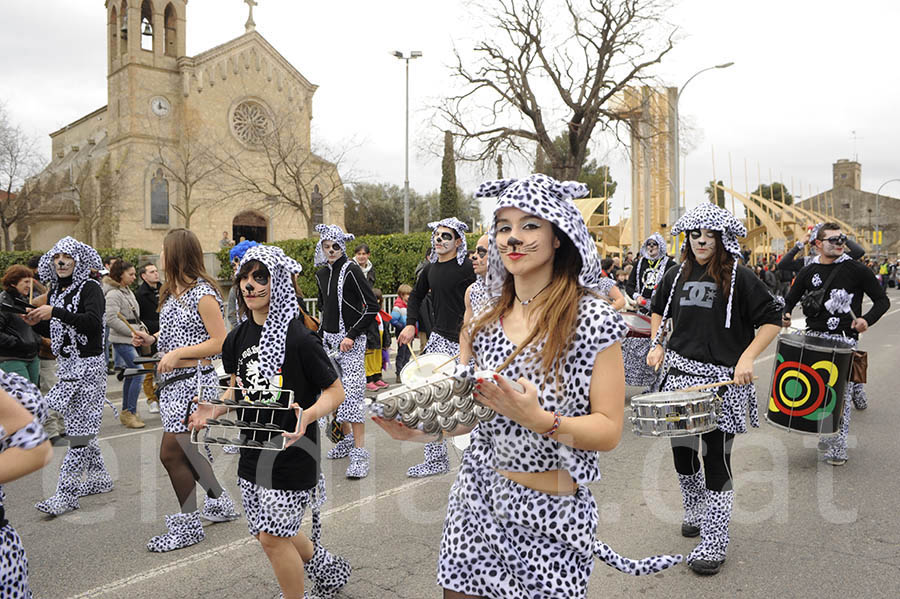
[157,280,223,433]
[0,372,49,599]
[438,294,681,598]
[622,255,671,387]
[320,261,367,424]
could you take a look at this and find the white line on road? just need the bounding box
[64,475,441,599]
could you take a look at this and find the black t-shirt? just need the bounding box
[652,260,782,367]
[783,259,890,339]
[407,258,476,343]
[222,316,338,490]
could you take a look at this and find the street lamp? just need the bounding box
[392,50,423,234]
[671,61,734,226]
[875,178,900,255]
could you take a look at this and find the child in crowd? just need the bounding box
[390,284,412,381]
[364,289,389,390]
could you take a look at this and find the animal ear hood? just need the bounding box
[38,236,102,285]
[314,225,355,267]
[427,217,470,265]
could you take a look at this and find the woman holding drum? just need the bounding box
[647,202,782,576]
[376,174,682,598]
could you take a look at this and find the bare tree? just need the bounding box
[437,0,676,180]
[72,152,128,247]
[221,108,347,237]
[0,104,43,250]
[153,108,228,229]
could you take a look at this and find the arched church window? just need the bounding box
[109,6,119,59]
[164,3,177,57]
[311,184,324,227]
[140,1,153,52]
[120,1,128,55]
[151,168,169,225]
[230,100,271,147]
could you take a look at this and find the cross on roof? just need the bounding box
[244,0,258,32]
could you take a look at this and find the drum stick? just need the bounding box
[679,377,758,393]
[116,312,138,335]
[28,279,33,305]
[432,353,460,374]
[408,343,421,368]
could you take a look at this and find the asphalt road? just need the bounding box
[6,291,900,598]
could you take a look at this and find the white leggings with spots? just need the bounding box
[322,332,366,424]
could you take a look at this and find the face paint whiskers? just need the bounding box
[498,238,540,254]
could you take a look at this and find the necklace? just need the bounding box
[516,282,552,306]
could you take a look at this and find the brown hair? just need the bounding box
[817,222,841,240]
[469,224,586,385]
[109,260,134,283]
[397,284,412,296]
[680,230,734,298]
[233,259,269,319]
[158,228,222,310]
[2,265,33,293]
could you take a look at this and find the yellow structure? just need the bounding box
[18,1,344,252]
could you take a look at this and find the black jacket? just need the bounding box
[135,281,161,334]
[315,255,378,340]
[0,289,41,361]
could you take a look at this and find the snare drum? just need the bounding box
[766,333,853,436]
[621,312,652,338]
[399,352,455,386]
[630,391,719,437]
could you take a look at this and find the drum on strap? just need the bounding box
[621,312,651,338]
[630,391,719,437]
[766,333,853,436]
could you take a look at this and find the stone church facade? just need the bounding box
[19,0,344,252]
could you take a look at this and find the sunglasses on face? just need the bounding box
[434,232,454,242]
[646,242,658,248]
[823,234,847,246]
[475,247,488,258]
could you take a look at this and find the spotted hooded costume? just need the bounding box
[404,218,476,478]
[0,372,48,598]
[623,232,674,386]
[434,174,682,598]
[222,245,351,596]
[649,202,783,571]
[314,225,378,477]
[32,237,113,517]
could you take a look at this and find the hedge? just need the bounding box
[217,232,483,297]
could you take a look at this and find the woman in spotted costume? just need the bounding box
[376,174,682,598]
[782,223,889,465]
[647,202,782,575]
[189,245,351,599]
[314,225,379,479]
[133,229,239,553]
[0,371,52,599]
[622,233,672,387]
[397,217,476,477]
[25,237,112,516]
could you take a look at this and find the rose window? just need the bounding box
[231,101,270,146]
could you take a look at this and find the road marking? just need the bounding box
[64,475,441,599]
[99,426,163,442]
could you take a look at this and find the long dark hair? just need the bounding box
[233,259,270,319]
[680,230,734,299]
[158,228,222,310]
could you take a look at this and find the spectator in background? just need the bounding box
[391,284,412,381]
[364,287,390,390]
[601,258,614,278]
[218,231,234,250]
[104,260,146,429]
[624,251,635,267]
[0,265,42,384]
[135,262,161,414]
[226,240,260,328]
[353,243,376,288]
[101,255,121,374]
[27,256,65,443]
[615,268,629,295]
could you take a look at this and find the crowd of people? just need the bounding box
[0,175,894,598]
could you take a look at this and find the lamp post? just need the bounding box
[392,50,423,234]
[875,178,900,255]
[671,62,734,226]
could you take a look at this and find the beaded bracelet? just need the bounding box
[540,412,561,438]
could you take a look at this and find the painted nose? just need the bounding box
[507,236,523,248]
[245,283,255,294]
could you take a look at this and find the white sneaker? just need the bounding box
[148,401,160,414]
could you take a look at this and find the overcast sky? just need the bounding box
[4,0,900,224]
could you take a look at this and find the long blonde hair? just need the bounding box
[158,228,222,310]
[470,225,587,382]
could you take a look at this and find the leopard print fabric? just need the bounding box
[237,245,304,382]
[428,217,469,265]
[0,371,48,599]
[658,350,759,434]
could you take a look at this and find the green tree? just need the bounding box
[439,131,459,218]
[751,182,793,205]
[705,180,726,208]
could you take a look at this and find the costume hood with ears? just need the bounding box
[314,224,355,267]
[238,244,304,383]
[427,217,469,265]
[654,202,746,336]
[38,236,102,287]
[635,232,671,299]
[474,174,601,298]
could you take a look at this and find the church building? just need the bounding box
[19,0,344,252]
